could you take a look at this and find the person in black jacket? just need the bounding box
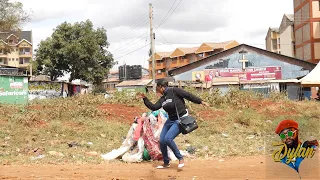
[137,80,209,169]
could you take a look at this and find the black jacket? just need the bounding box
[143,87,202,120]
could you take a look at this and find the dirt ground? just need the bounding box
[98,104,147,124]
[1,155,319,180]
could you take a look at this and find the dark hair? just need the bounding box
[156,79,168,88]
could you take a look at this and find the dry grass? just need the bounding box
[0,88,319,164]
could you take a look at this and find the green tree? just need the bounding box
[0,0,30,31]
[35,20,115,84]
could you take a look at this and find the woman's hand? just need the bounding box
[136,92,146,99]
[201,101,210,107]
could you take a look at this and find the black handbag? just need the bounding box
[172,88,198,135]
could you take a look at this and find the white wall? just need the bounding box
[279,26,294,57]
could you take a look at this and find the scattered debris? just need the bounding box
[186,146,196,154]
[100,134,106,138]
[202,146,208,151]
[218,159,225,162]
[222,133,229,138]
[30,155,45,160]
[1,143,9,147]
[67,142,80,148]
[233,123,240,128]
[87,142,93,145]
[266,120,272,124]
[246,135,255,139]
[4,136,10,140]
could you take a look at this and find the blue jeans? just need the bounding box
[160,119,183,164]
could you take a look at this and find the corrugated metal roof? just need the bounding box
[0,31,32,43]
[285,14,294,22]
[158,52,172,58]
[270,27,279,32]
[205,40,234,49]
[179,47,198,54]
[116,79,152,87]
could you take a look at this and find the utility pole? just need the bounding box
[149,3,156,92]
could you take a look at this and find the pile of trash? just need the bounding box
[101,109,186,162]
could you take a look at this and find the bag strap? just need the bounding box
[172,87,181,121]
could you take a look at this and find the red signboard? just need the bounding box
[204,66,282,82]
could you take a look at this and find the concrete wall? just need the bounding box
[314,42,320,59]
[294,0,302,9]
[296,46,303,59]
[7,47,19,67]
[312,1,320,18]
[279,26,295,57]
[303,23,311,42]
[301,3,310,22]
[313,22,320,38]
[303,43,312,60]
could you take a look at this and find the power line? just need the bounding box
[155,0,183,29]
[110,21,149,43]
[155,0,177,29]
[114,43,150,60]
[111,31,149,53]
[109,12,149,41]
[155,28,175,50]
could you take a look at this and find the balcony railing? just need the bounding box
[156,62,165,69]
[19,52,32,55]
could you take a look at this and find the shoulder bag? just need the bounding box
[172,88,198,135]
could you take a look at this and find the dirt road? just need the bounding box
[1,155,319,180]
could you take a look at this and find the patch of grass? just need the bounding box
[0,89,319,164]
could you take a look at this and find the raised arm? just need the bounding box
[174,87,202,104]
[143,97,163,111]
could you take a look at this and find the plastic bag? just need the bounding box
[122,137,144,162]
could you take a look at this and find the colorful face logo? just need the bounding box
[272,120,318,177]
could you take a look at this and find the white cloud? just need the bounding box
[20,0,294,70]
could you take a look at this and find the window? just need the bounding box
[272,39,277,50]
[319,0,320,11]
[19,58,23,64]
[197,53,204,58]
[245,61,254,67]
[0,58,2,63]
